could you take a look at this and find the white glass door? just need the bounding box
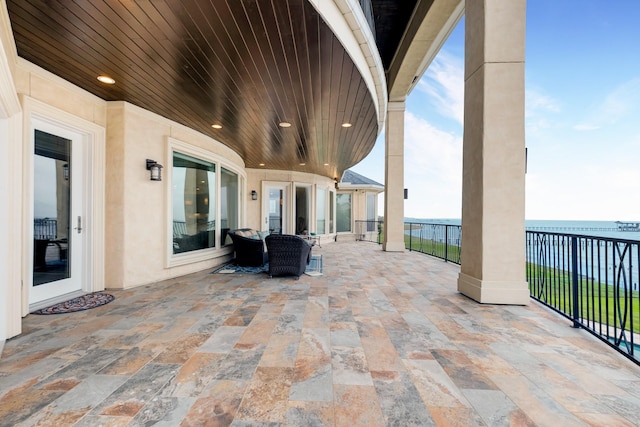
[30,121,84,305]
[262,183,288,234]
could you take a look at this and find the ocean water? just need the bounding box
[406,218,640,241]
[404,218,639,289]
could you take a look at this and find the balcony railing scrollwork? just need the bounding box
[527,231,639,364]
[356,221,639,364]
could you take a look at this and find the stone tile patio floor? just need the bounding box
[1,242,639,426]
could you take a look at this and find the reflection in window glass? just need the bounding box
[295,186,310,235]
[337,193,351,232]
[329,190,335,234]
[367,193,376,232]
[268,188,284,234]
[172,152,216,254]
[33,130,71,285]
[316,188,326,234]
[221,167,238,246]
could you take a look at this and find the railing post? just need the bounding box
[444,225,449,262]
[571,236,581,328]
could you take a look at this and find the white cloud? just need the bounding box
[572,77,640,131]
[573,123,600,131]
[526,136,640,220]
[526,89,561,114]
[403,111,462,218]
[598,77,640,124]
[417,52,464,126]
[525,88,562,133]
[526,165,640,220]
[356,56,640,221]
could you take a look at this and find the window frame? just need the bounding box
[165,137,245,267]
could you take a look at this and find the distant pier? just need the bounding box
[526,222,640,233]
[526,226,618,232]
[615,221,640,231]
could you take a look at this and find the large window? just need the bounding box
[337,193,351,232]
[316,187,326,234]
[172,152,216,254]
[220,167,238,246]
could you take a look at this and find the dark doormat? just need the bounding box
[31,292,115,315]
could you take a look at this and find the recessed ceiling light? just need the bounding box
[341,122,352,128]
[324,163,329,166]
[299,163,306,166]
[97,75,115,84]
[259,163,265,166]
[211,124,222,129]
[279,122,291,128]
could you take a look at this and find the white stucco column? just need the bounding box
[457,0,529,304]
[0,7,23,342]
[383,101,405,252]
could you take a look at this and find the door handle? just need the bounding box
[74,216,82,233]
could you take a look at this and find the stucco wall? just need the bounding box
[105,102,245,289]
[14,59,249,291]
[15,59,107,127]
[246,168,336,234]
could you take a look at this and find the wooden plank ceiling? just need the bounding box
[6,0,379,179]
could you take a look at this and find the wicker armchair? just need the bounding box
[265,234,312,279]
[228,229,268,267]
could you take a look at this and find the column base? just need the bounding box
[457,272,529,305]
[383,241,405,252]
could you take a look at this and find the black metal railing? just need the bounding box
[527,231,639,364]
[269,218,283,234]
[355,221,639,364]
[355,220,383,244]
[355,220,462,264]
[34,218,57,240]
[172,220,216,238]
[405,222,462,264]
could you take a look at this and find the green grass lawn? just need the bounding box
[404,235,461,263]
[528,263,640,332]
[396,231,638,334]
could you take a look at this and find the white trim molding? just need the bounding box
[0,3,23,342]
[21,96,106,314]
[309,0,388,134]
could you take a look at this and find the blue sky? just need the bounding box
[351,0,640,221]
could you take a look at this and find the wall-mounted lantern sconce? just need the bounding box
[62,163,69,181]
[251,190,258,200]
[146,159,163,181]
[404,188,408,200]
